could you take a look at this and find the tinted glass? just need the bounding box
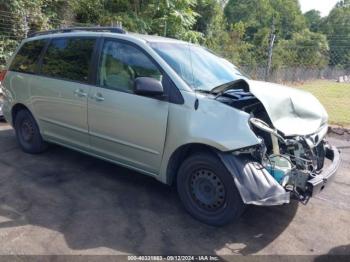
[151,42,247,91]
[150,43,194,86]
[10,40,46,74]
[99,40,162,93]
[41,38,95,83]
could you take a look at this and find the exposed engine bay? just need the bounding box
[214,80,333,204]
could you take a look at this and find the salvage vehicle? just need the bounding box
[0,27,341,226]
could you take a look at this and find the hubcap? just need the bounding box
[190,169,226,211]
[21,120,34,142]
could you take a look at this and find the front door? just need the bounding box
[88,39,169,174]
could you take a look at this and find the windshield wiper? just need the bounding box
[195,79,249,96]
[195,88,229,101]
[195,89,214,94]
[211,80,238,93]
[195,83,234,94]
[211,79,249,94]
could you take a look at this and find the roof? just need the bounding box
[25,27,188,45]
[28,26,126,37]
[128,33,187,44]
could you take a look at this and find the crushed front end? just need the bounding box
[214,80,341,205]
[247,119,340,203]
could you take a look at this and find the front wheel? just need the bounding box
[177,152,245,226]
[14,109,47,154]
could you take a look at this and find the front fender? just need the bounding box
[159,91,260,183]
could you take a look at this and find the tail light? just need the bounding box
[0,70,7,82]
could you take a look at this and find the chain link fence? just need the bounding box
[1,11,350,83]
[241,61,350,83]
[239,44,350,82]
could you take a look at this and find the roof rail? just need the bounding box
[28,26,126,38]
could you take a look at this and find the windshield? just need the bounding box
[150,42,247,91]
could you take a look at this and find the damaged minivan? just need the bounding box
[1,27,341,226]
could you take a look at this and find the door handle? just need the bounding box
[74,89,87,97]
[92,93,105,102]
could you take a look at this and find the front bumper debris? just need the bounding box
[218,144,341,206]
[218,153,290,206]
[307,146,341,196]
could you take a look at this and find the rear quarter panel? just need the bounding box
[1,71,35,125]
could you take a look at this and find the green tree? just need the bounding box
[304,9,322,32]
[146,0,202,41]
[274,29,329,69]
[337,0,350,8]
[194,0,225,34]
[270,0,306,39]
[0,0,71,65]
[72,0,202,42]
[1,0,348,71]
[224,0,273,40]
[223,0,307,66]
[224,0,306,40]
[321,1,350,67]
[71,0,104,24]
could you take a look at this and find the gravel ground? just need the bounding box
[0,121,349,256]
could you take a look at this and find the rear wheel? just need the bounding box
[177,152,245,226]
[14,109,47,154]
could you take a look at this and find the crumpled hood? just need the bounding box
[246,80,328,136]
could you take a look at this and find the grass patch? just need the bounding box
[292,80,350,127]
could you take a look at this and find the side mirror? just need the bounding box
[134,77,164,96]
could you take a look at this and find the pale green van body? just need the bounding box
[2,31,260,184]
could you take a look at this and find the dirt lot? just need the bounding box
[0,121,349,256]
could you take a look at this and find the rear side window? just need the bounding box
[10,40,46,74]
[41,38,95,83]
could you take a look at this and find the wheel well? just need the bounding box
[166,143,218,185]
[11,103,30,123]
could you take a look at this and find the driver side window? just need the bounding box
[99,40,162,93]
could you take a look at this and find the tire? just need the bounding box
[14,109,47,154]
[177,152,245,226]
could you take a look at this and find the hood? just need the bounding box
[245,80,328,136]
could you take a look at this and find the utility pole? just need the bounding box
[23,14,29,38]
[164,0,169,36]
[265,19,276,81]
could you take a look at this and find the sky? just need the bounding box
[299,0,338,16]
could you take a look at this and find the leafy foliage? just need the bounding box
[0,0,349,72]
[321,2,350,68]
[274,29,329,69]
[304,9,322,32]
